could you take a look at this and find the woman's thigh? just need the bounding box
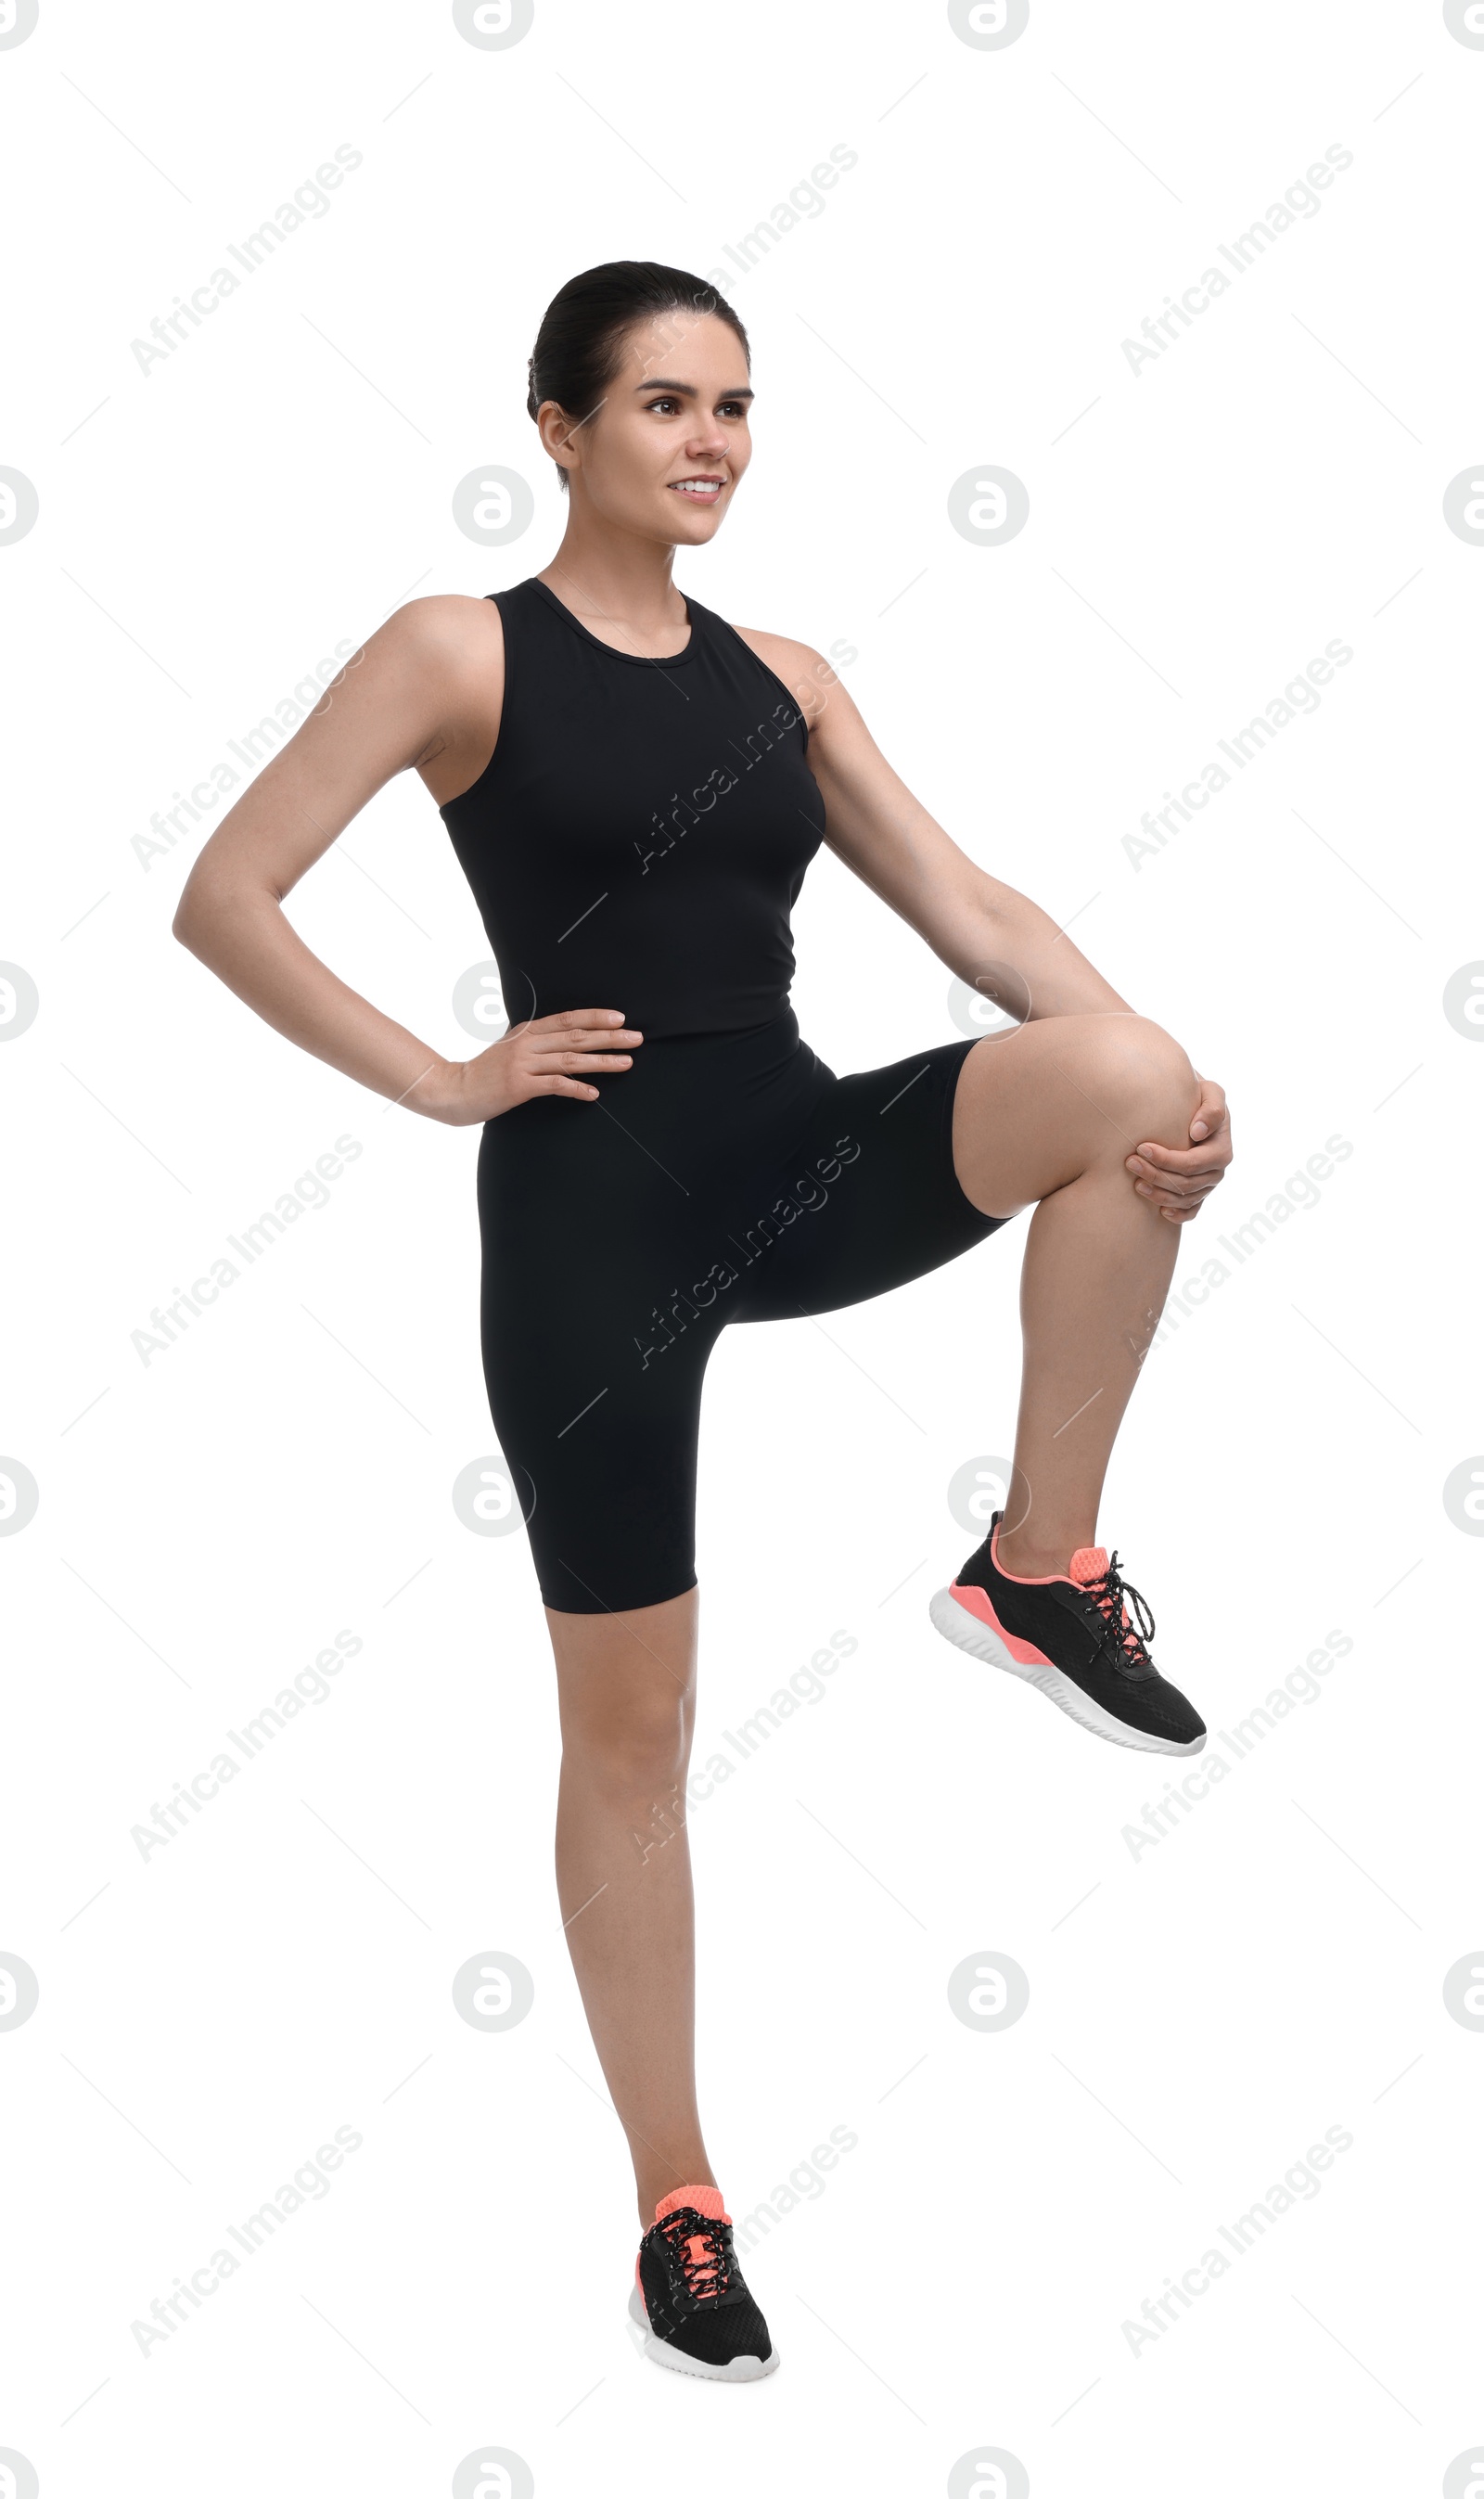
[727,1037,1008,1325]
[476,1108,727,1617]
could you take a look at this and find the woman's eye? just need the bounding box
[646,397,748,417]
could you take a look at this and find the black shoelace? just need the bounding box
[657,2207,734,2302]
[1081,1551,1156,1671]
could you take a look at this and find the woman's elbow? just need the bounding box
[172,881,208,952]
[173,864,242,957]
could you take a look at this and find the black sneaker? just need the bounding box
[929,1510,1206,1755]
[627,2185,778,2381]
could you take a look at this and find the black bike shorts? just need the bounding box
[475,1008,1006,1612]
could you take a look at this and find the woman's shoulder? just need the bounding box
[377,590,507,715]
[383,589,507,670]
[725,622,839,733]
[377,595,505,809]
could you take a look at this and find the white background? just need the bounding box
[3,1,1481,2492]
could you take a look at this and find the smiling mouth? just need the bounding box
[668,477,726,497]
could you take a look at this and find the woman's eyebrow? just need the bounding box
[633,378,755,401]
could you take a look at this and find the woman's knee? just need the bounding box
[548,1588,697,1791]
[560,1684,693,1797]
[1070,1014,1197,1141]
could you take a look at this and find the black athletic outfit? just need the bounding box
[441,576,1006,1613]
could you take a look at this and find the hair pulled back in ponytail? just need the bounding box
[526,260,749,491]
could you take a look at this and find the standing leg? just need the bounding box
[545,1587,717,2228]
[952,1013,1202,1574]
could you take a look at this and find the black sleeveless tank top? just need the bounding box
[440,576,826,1042]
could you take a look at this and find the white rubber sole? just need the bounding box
[928,1584,1206,1757]
[627,2283,779,2380]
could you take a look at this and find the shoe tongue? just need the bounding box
[1069,1544,1108,1584]
[655,2181,729,2225]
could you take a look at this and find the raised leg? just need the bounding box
[951,1013,1201,1574]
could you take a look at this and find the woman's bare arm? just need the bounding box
[172,596,642,1122]
[736,626,1233,1186]
[736,627,1132,1020]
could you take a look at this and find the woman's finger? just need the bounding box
[1134,1133,1231,1167]
[534,1024,643,1054]
[1129,1141,1230,1179]
[1134,1173,1221,1207]
[536,1007,633,1036]
[1153,1184,1213,1219]
[1188,1079,1228,1144]
[1128,1160,1214,1195]
[534,1073,602,1101]
[1136,1164,1222,1195]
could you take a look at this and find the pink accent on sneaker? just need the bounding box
[655,2183,729,2225]
[638,2186,729,2300]
[650,2184,732,2302]
[968,1525,1153,1673]
[1068,1544,1143,1654]
[989,1516,1084,1586]
[989,1519,1117,1597]
[948,1580,1055,1670]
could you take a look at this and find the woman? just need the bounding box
[173,260,1233,2384]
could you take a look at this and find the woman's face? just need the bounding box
[541,311,753,545]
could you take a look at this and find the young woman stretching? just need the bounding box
[174,262,1233,2383]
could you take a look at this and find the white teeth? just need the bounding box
[672,480,722,492]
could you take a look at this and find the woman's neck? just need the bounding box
[539,521,686,640]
